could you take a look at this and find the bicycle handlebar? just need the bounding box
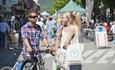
[36,49,56,56]
[37,49,50,53]
[32,48,56,56]
[32,48,50,53]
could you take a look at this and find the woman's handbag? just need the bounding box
[66,43,83,62]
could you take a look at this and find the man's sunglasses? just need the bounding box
[29,16,38,18]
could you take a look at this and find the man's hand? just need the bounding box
[26,47,33,52]
[47,47,56,56]
[52,47,57,51]
[47,47,54,52]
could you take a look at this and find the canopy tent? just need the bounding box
[58,0,85,15]
[41,11,50,16]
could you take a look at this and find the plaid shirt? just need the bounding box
[21,23,46,47]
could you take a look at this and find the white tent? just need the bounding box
[41,11,50,16]
[58,0,85,15]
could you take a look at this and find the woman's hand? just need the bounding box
[63,44,68,49]
[52,47,59,51]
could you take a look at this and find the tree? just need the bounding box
[93,0,115,21]
[85,0,94,20]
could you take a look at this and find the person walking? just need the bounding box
[110,21,115,44]
[46,17,56,47]
[0,15,10,49]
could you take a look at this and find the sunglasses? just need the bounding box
[29,16,38,18]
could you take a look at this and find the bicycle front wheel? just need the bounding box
[0,66,12,70]
[20,60,37,70]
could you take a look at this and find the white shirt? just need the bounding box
[110,24,115,34]
[36,21,44,30]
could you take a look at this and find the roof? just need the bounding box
[58,0,85,15]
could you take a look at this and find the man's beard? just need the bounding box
[31,21,37,24]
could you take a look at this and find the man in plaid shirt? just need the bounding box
[21,9,50,56]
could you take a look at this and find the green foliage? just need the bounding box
[47,0,114,15]
[54,0,69,10]
[39,0,54,14]
[94,0,115,9]
[56,64,60,70]
[75,0,82,4]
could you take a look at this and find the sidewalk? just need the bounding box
[0,40,114,69]
[84,40,115,50]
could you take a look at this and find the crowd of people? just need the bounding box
[0,8,115,70]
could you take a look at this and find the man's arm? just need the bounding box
[42,38,50,47]
[54,29,61,50]
[39,30,50,47]
[21,28,32,52]
[23,38,32,52]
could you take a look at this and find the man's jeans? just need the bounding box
[0,32,5,48]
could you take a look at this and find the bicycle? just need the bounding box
[0,66,12,70]
[20,48,51,70]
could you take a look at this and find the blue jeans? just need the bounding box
[47,33,53,44]
[0,32,5,47]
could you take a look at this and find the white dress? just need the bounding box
[60,30,70,49]
[55,26,84,70]
[66,26,84,66]
[56,29,70,66]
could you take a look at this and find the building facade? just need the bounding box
[0,0,18,12]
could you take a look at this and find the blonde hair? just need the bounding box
[69,12,81,29]
[62,12,81,29]
[75,13,81,29]
[62,12,70,19]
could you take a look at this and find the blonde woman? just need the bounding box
[54,12,70,50]
[62,12,81,49]
[64,12,84,70]
[52,12,73,70]
[52,12,83,70]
